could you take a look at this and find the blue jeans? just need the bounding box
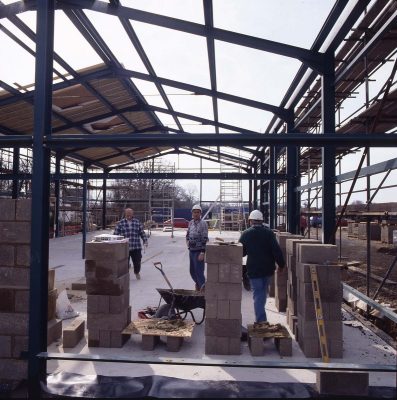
[249,276,270,323]
[189,251,205,289]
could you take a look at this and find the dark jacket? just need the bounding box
[239,225,285,278]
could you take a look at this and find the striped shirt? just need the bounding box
[114,218,147,250]
[186,219,208,252]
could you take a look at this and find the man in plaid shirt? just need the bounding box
[114,208,148,280]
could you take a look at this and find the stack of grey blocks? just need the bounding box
[295,243,343,358]
[204,243,243,355]
[358,222,381,241]
[381,220,397,244]
[285,238,320,334]
[85,241,131,347]
[274,233,302,312]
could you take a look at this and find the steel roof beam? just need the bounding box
[58,0,324,71]
[43,132,396,148]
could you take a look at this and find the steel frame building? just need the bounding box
[0,0,396,396]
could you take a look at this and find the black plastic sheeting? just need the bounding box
[42,373,396,398]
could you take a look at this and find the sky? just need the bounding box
[1,0,396,205]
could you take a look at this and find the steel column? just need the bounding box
[82,163,88,259]
[54,154,61,237]
[28,1,54,396]
[102,168,108,229]
[269,146,277,229]
[286,113,300,234]
[11,147,20,199]
[259,153,265,215]
[321,53,336,244]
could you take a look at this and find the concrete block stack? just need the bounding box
[204,243,243,355]
[347,222,359,238]
[85,241,131,347]
[381,220,396,244]
[358,222,381,241]
[295,244,342,358]
[0,199,31,384]
[47,269,62,346]
[285,238,320,333]
[274,233,302,312]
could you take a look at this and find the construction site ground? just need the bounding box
[46,228,396,396]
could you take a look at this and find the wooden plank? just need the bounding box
[122,319,195,338]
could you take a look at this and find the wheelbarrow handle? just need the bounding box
[153,262,174,291]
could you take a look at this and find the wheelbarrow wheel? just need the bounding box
[154,304,176,319]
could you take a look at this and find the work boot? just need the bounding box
[135,273,141,280]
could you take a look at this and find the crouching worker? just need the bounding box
[186,204,208,291]
[238,210,285,323]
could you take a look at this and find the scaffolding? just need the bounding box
[219,163,246,232]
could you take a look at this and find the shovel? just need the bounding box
[153,262,174,292]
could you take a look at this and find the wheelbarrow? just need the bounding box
[153,262,206,324]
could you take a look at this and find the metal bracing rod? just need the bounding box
[372,255,397,302]
[366,170,391,206]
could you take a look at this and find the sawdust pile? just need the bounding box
[147,319,186,332]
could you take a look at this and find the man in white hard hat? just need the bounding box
[186,204,208,291]
[239,209,285,323]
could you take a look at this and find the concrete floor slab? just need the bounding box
[47,229,396,388]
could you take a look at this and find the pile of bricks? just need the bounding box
[285,238,320,334]
[85,241,131,347]
[204,243,243,355]
[274,233,302,312]
[295,244,343,358]
[0,199,31,384]
[347,221,359,238]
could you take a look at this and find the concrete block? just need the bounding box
[297,280,342,303]
[229,264,242,284]
[205,301,217,318]
[99,330,110,347]
[275,232,292,252]
[63,318,85,348]
[298,299,342,322]
[87,294,110,314]
[0,335,12,357]
[12,335,28,358]
[110,331,130,348]
[85,241,129,262]
[0,359,27,380]
[204,336,217,354]
[275,337,292,356]
[217,300,230,319]
[15,199,31,221]
[87,306,131,330]
[0,222,31,244]
[86,272,129,296]
[297,244,337,264]
[109,291,130,314]
[47,288,57,320]
[0,245,15,266]
[166,336,183,352]
[229,300,241,320]
[205,244,243,264]
[0,313,28,335]
[141,334,159,351]
[205,318,241,338]
[275,297,287,312]
[47,319,62,345]
[286,238,320,257]
[228,337,241,355]
[15,289,30,313]
[48,269,55,291]
[85,258,129,280]
[0,199,16,221]
[206,263,219,282]
[0,266,29,287]
[296,262,341,286]
[218,264,230,282]
[0,288,15,312]
[268,275,275,298]
[316,371,368,396]
[297,319,342,341]
[205,282,242,301]
[248,335,263,356]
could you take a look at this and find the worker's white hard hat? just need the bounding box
[248,210,263,221]
[192,204,202,212]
